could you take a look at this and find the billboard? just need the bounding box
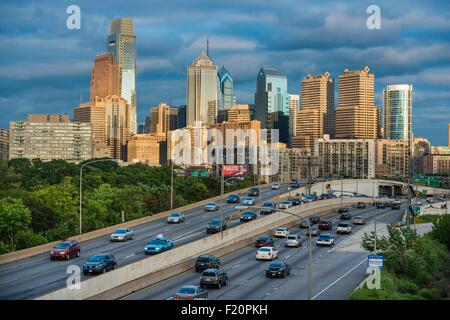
[222,165,248,177]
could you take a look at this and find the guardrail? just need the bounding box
[0,183,271,265]
[36,197,374,300]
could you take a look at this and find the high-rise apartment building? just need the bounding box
[74,95,131,160]
[383,84,413,148]
[288,94,299,146]
[9,115,92,162]
[447,123,450,147]
[127,134,160,166]
[90,53,120,102]
[423,155,450,175]
[148,103,179,135]
[375,139,409,180]
[227,104,252,122]
[0,129,9,161]
[187,52,218,126]
[335,67,377,139]
[107,18,137,134]
[218,66,235,110]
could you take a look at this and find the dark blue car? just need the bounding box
[226,194,240,203]
[240,211,257,222]
[83,253,117,275]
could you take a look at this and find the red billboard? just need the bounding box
[222,165,248,177]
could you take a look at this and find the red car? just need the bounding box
[50,240,80,260]
[318,220,332,231]
[255,236,274,248]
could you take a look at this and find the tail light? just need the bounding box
[174,295,180,299]
[187,295,193,299]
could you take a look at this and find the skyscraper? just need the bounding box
[297,72,335,149]
[218,66,235,110]
[0,128,9,161]
[107,18,137,135]
[383,84,413,147]
[148,103,179,134]
[187,52,218,126]
[90,53,120,102]
[335,66,377,139]
[254,68,289,128]
[288,94,299,147]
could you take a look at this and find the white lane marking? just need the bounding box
[285,255,291,259]
[232,264,240,269]
[185,221,191,225]
[166,296,174,300]
[172,226,205,241]
[125,254,135,259]
[311,258,367,300]
[173,230,205,243]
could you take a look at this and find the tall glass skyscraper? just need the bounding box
[383,84,413,146]
[218,66,235,110]
[107,18,137,134]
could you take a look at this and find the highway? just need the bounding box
[126,203,404,300]
[0,184,290,300]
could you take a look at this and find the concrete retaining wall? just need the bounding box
[36,197,372,300]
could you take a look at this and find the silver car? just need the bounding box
[173,285,208,300]
[167,212,185,224]
[204,202,219,212]
[279,201,292,209]
[243,197,256,206]
[285,234,301,247]
[110,228,134,242]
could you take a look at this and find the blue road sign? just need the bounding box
[368,255,384,269]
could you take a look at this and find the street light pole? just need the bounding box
[220,164,224,240]
[170,160,174,215]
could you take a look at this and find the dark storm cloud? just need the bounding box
[0,0,449,145]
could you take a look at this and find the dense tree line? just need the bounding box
[0,159,254,254]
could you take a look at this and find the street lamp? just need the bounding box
[79,159,117,235]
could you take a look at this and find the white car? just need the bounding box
[274,227,289,238]
[256,247,278,261]
[204,202,219,211]
[271,183,280,190]
[285,235,301,247]
[336,222,352,235]
[110,228,134,242]
[279,201,292,209]
[167,212,185,224]
[243,197,256,206]
[316,234,335,247]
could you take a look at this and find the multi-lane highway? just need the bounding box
[0,184,290,300]
[126,203,404,300]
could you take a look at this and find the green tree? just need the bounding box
[431,215,450,250]
[0,198,32,251]
[0,160,21,191]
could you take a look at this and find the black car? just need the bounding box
[200,268,228,289]
[195,255,221,272]
[83,253,117,275]
[309,216,320,224]
[206,219,227,234]
[319,193,337,200]
[226,194,240,203]
[290,181,300,188]
[240,211,257,222]
[255,236,274,247]
[356,202,366,209]
[248,187,259,197]
[384,202,391,207]
[318,220,332,230]
[292,197,301,206]
[391,202,401,210]
[260,202,276,215]
[338,207,349,214]
[265,262,291,278]
[340,212,352,220]
[376,202,386,209]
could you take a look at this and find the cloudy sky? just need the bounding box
[1,0,449,145]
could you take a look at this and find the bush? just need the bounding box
[15,229,48,250]
[397,278,419,295]
[431,215,450,250]
[418,288,439,300]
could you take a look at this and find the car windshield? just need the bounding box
[258,237,269,241]
[114,229,127,234]
[281,202,290,205]
[311,226,318,230]
[259,248,271,252]
[338,223,349,227]
[354,216,363,220]
[207,202,216,206]
[287,236,297,239]
[320,221,329,224]
[243,211,254,216]
[245,197,252,201]
[54,242,70,249]
[263,203,273,207]
[202,272,216,277]
[197,256,210,262]
[88,255,105,262]
[276,228,286,231]
[209,220,220,225]
[178,287,196,294]
[319,235,330,240]
[149,238,165,244]
[269,263,283,268]
[170,213,180,217]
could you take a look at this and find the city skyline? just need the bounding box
[1,1,450,145]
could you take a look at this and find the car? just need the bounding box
[416,200,423,205]
[384,202,392,207]
[256,246,278,261]
[265,262,291,278]
[353,216,366,225]
[226,194,240,203]
[299,219,310,228]
[309,216,320,224]
[356,202,366,209]
[307,177,316,185]
[50,240,80,260]
[240,211,257,222]
[144,237,174,254]
[195,255,221,272]
[290,180,300,188]
[204,202,219,211]
[306,226,321,236]
[110,228,134,241]
[391,202,401,210]
[279,201,292,209]
[200,268,228,289]
[340,212,352,220]
[271,183,280,190]
[291,197,301,206]
[285,234,301,247]
[303,194,318,202]
[83,253,117,275]
[338,207,349,214]
[255,236,274,248]
[274,227,289,238]
[173,285,208,300]
[167,212,185,224]
[376,202,386,209]
[243,197,256,206]
[318,220,332,230]
[260,202,276,215]
[316,234,335,247]
[337,222,352,235]
[319,193,337,200]
[206,219,227,234]
[248,187,260,197]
